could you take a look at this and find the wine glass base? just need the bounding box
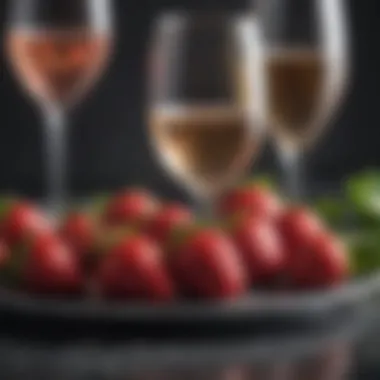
[38,202,65,227]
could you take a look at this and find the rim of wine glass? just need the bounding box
[155,9,255,29]
[6,0,114,32]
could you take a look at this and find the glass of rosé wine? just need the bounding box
[6,0,114,217]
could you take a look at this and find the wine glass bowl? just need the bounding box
[7,0,113,110]
[150,105,260,200]
[148,12,266,206]
[7,29,111,109]
[266,48,327,151]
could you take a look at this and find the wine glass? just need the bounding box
[147,12,266,215]
[6,0,114,216]
[256,0,350,199]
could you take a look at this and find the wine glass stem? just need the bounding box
[43,106,67,218]
[191,188,215,220]
[201,198,215,220]
[280,149,305,201]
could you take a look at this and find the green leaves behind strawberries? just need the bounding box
[242,174,278,192]
[0,195,18,222]
[311,196,350,230]
[345,170,380,226]
[311,170,380,277]
[311,171,380,230]
[86,193,111,217]
[166,220,224,255]
[344,230,380,277]
[0,241,28,289]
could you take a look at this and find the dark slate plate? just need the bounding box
[0,271,378,328]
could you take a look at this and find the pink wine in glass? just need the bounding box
[7,29,111,108]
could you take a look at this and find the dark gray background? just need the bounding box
[0,0,377,199]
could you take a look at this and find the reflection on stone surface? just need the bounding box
[0,306,374,380]
[290,343,352,380]
[114,344,352,380]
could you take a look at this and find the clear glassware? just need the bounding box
[6,0,114,216]
[256,0,350,199]
[147,12,266,215]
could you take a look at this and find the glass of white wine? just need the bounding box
[147,12,266,215]
[257,0,350,199]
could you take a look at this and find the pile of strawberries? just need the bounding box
[0,184,349,302]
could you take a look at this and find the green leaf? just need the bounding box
[87,194,111,216]
[0,196,17,222]
[0,242,29,289]
[96,226,134,253]
[166,225,194,254]
[345,230,380,276]
[244,174,278,191]
[346,171,380,224]
[312,196,348,229]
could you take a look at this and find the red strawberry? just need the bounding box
[103,189,159,227]
[0,201,51,246]
[0,240,10,267]
[145,203,193,246]
[97,234,174,301]
[24,233,83,294]
[170,228,247,299]
[60,212,96,259]
[0,233,82,294]
[279,206,325,252]
[291,232,349,288]
[278,207,326,283]
[0,240,10,277]
[219,186,282,220]
[83,225,134,276]
[231,215,285,285]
